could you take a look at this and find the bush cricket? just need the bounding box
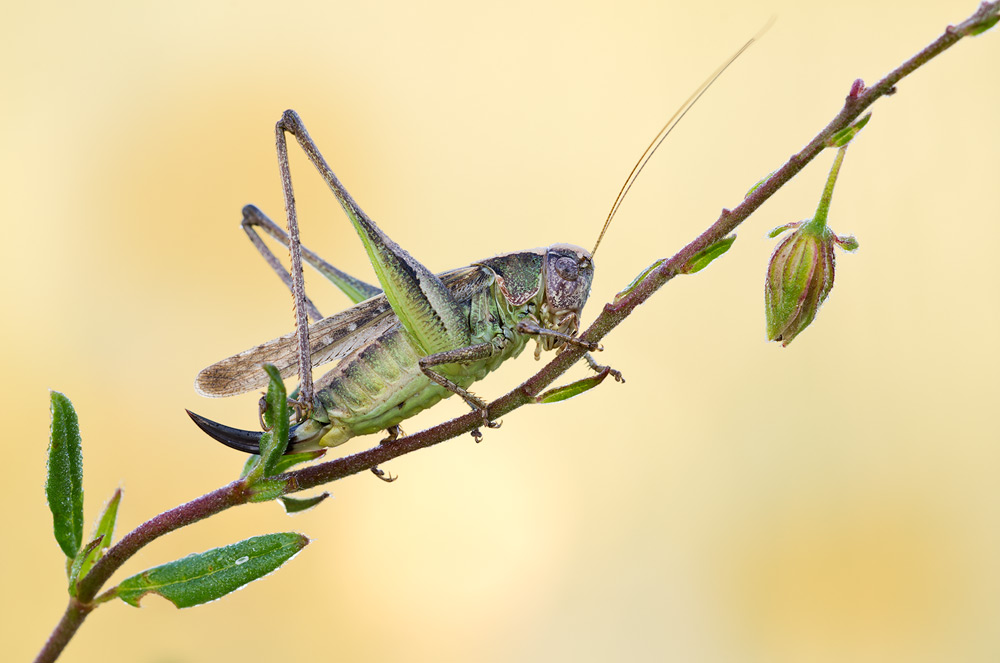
[187,38,758,462]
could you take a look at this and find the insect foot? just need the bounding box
[378,425,403,445]
[370,466,397,483]
[585,353,625,383]
[369,426,404,481]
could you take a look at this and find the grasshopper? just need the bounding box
[187,38,757,458]
[188,110,609,455]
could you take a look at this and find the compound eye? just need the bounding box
[554,256,578,281]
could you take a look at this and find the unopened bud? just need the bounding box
[765,141,860,346]
[765,222,836,346]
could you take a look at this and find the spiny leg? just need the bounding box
[419,342,502,440]
[371,425,403,482]
[515,320,603,353]
[274,118,315,412]
[584,352,624,383]
[241,204,381,314]
[275,110,472,362]
[516,320,624,383]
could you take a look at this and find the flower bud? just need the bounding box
[765,141,860,346]
[765,222,837,346]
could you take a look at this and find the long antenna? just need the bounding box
[591,21,773,259]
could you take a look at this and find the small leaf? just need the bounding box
[76,488,122,582]
[47,391,85,559]
[966,14,999,36]
[834,234,860,252]
[746,171,777,198]
[271,450,326,475]
[826,113,871,147]
[279,493,330,514]
[67,536,105,596]
[258,365,290,478]
[248,477,291,503]
[767,221,803,239]
[682,235,736,274]
[114,533,309,608]
[239,454,260,480]
[614,259,665,303]
[536,368,613,404]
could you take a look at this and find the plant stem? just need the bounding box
[34,599,92,663]
[34,3,999,661]
[809,146,848,232]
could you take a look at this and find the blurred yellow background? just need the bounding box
[4,1,998,661]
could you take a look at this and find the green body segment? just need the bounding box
[293,269,536,450]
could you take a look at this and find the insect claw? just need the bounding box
[371,466,397,482]
[379,425,403,445]
[290,397,312,424]
[478,408,501,431]
[257,395,272,431]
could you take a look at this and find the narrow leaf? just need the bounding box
[239,454,260,480]
[76,488,122,582]
[114,533,309,608]
[47,391,85,559]
[767,221,803,238]
[536,368,613,404]
[826,112,871,147]
[745,171,777,198]
[682,235,736,274]
[614,259,665,304]
[271,450,326,475]
[966,14,999,36]
[259,364,289,478]
[67,536,105,596]
[279,493,330,514]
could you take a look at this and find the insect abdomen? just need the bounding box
[306,325,449,447]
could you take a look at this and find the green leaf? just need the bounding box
[244,450,328,482]
[614,259,665,304]
[248,477,291,503]
[114,533,309,608]
[279,493,330,514]
[682,235,736,274]
[826,113,871,147]
[47,391,85,559]
[271,450,326,475]
[745,171,777,198]
[767,221,803,239]
[67,536,105,596]
[75,488,122,583]
[239,454,260,480]
[536,368,613,404]
[259,364,290,478]
[966,14,999,36]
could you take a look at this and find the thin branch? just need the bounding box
[36,3,998,661]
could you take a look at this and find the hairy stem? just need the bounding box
[35,3,999,661]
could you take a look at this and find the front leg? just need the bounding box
[515,320,603,353]
[516,320,624,383]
